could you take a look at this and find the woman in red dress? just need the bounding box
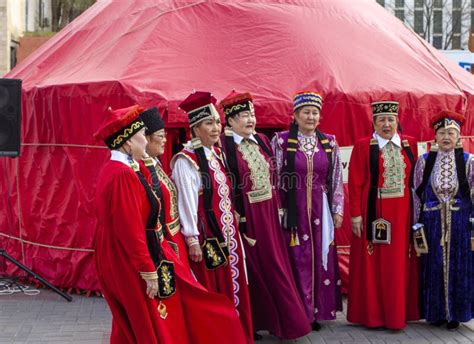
[140,107,190,269]
[94,105,245,343]
[347,101,419,330]
[171,92,253,343]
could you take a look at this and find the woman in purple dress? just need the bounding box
[271,90,344,330]
[220,91,311,340]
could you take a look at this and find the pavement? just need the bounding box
[1,280,474,343]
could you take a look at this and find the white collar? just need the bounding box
[373,132,401,149]
[185,140,219,160]
[110,150,137,167]
[232,131,258,145]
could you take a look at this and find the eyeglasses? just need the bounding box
[152,132,166,139]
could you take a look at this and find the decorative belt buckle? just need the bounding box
[372,218,391,244]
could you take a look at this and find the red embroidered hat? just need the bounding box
[431,110,465,132]
[179,91,219,127]
[220,90,254,119]
[94,105,145,149]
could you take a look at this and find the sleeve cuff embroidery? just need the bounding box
[185,235,199,247]
[140,271,158,280]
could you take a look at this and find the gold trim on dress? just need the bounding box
[166,218,181,236]
[140,271,158,280]
[238,139,273,204]
[379,142,406,199]
[155,164,180,221]
[173,151,200,171]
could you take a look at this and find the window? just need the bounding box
[452,35,461,49]
[39,0,44,28]
[395,9,405,21]
[433,10,443,34]
[395,0,404,21]
[415,0,424,8]
[471,0,474,32]
[376,0,385,6]
[10,45,17,70]
[395,0,404,7]
[453,0,462,8]
[452,9,462,34]
[415,9,424,34]
[433,35,443,49]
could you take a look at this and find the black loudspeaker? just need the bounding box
[0,78,22,157]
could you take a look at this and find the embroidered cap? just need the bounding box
[293,90,323,113]
[371,101,399,117]
[140,107,165,135]
[179,91,219,128]
[431,110,464,132]
[220,90,254,119]
[94,105,145,149]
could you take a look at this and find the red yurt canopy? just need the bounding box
[1,0,473,291]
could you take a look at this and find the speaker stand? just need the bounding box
[0,249,72,302]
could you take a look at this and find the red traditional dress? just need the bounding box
[143,157,191,269]
[95,151,246,344]
[156,162,191,268]
[347,133,419,329]
[95,154,187,344]
[171,144,253,343]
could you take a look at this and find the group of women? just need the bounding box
[93,90,473,344]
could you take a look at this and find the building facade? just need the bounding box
[377,0,474,50]
[0,0,51,76]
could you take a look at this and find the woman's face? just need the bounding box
[227,110,256,138]
[294,106,320,133]
[373,115,398,140]
[146,129,167,158]
[193,116,222,147]
[435,127,460,152]
[126,128,147,160]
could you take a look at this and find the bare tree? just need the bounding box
[51,0,96,32]
[390,0,472,49]
[442,0,471,49]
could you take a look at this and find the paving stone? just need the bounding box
[3,290,474,343]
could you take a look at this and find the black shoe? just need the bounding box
[253,332,263,340]
[447,321,460,330]
[311,321,322,331]
[430,319,447,327]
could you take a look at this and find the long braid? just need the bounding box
[223,127,247,234]
[455,144,470,200]
[191,135,227,252]
[285,121,299,229]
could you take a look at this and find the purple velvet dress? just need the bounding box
[221,133,311,339]
[271,130,344,322]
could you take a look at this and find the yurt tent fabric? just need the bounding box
[2,0,473,291]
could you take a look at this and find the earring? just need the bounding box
[126,146,133,163]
